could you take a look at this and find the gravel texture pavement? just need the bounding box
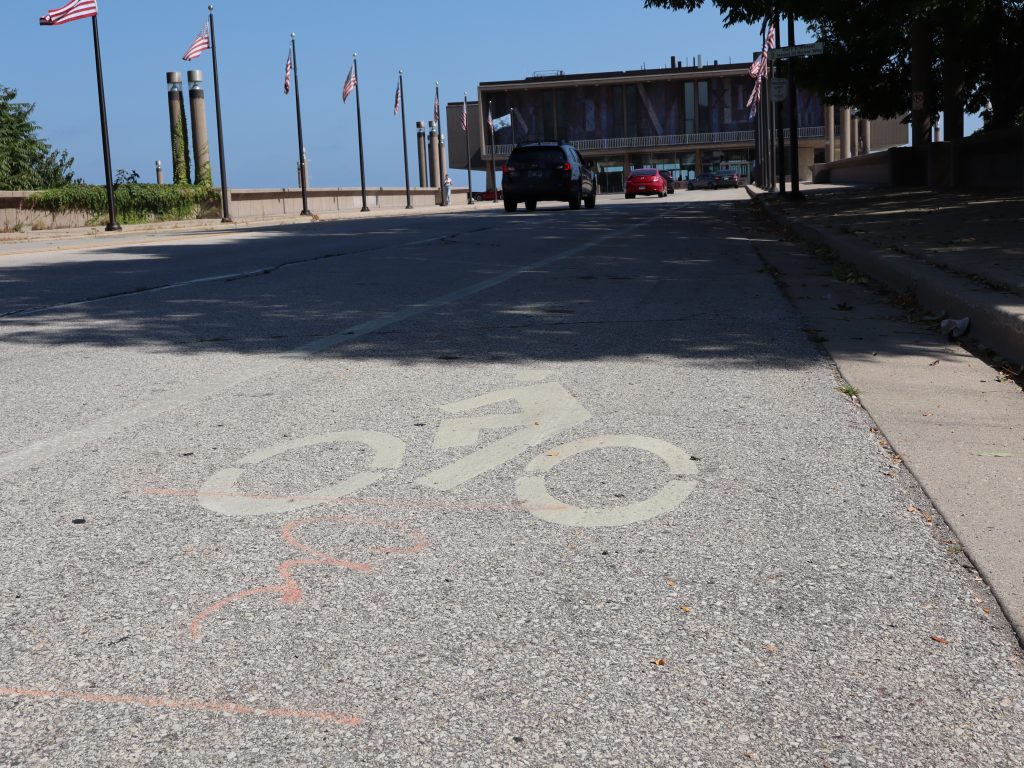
[1,191,1022,766]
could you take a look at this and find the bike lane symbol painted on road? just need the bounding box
[192,377,699,528]
[198,430,405,518]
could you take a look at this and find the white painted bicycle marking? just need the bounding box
[516,435,698,528]
[198,431,405,517]
[194,377,698,527]
[415,382,591,492]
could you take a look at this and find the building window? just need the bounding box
[684,81,696,135]
[697,81,709,134]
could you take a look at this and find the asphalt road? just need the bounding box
[2,191,1022,766]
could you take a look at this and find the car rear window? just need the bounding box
[629,169,656,177]
[510,148,566,164]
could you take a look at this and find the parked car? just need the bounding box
[625,168,668,198]
[501,142,597,212]
[688,172,718,190]
[714,169,740,188]
[472,189,502,201]
[658,171,676,194]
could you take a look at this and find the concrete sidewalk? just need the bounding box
[749,184,1024,370]
[744,182,1024,644]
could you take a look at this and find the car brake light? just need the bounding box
[502,164,513,173]
[562,162,572,171]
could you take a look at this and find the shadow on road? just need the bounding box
[0,197,952,373]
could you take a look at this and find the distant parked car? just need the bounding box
[688,172,718,190]
[625,168,668,198]
[714,169,740,188]
[472,189,502,201]
[658,171,676,194]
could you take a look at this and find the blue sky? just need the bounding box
[6,1,978,189]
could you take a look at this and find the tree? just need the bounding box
[0,85,79,190]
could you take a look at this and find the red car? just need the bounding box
[625,168,668,198]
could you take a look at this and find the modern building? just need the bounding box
[447,60,906,193]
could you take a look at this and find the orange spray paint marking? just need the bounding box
[189,515,428,640]
[0,686,362,726]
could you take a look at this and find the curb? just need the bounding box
[746,186,1024,368]
[0,199,484,247]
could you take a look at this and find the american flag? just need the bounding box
[747,23,776,117]
[284,49,293,95]
[746,77,762,118]
[342,65,357,103]
[183,22,210,62]
[487,105,493,132]
[393,77,402,115]
[460,102,468,132]
[39,0,97,25]
[748,24,776,80]
[433,92,440,123]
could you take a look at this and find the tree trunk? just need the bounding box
[910,14,932,147]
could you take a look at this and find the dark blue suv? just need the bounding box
[501,142,597,212]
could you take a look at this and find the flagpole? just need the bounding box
[434,82,444,206]
[208,5,232,222]
[399,71,412,209]
[90,15,120,231]
[353,54,369,213]
[773,17,786,196]
[786,14,802,200]
[464,93,474,205]
[291,34,311,216]
[488,99,497,203]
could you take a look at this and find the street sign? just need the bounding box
[769,41,824,61]
[770,80,787,101]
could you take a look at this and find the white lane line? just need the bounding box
[0,213,658,478]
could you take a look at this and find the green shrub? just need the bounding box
[28,173,221,225]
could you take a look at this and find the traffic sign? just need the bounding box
[769,41,824,61]
[770,80,787,102]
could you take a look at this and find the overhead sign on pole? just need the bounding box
[769,41,824,61]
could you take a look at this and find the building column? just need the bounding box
[439,133,448,183]
[850,116,860,157]
[839,107,851,159]
[428,122,440,189]
[166,72,191,185]
[824,104,835,162]
[861,119,871,154]
[187,70,211,185]
[416,122,427,187]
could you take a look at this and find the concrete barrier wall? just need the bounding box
[953,129,1024,193]
[813,151,892,186]
[0,186,462,232]
[813,129,1024,192]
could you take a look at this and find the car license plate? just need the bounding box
[638,186,646,190]
[529,170,544,179]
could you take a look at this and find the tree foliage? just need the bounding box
[643,0,1024,129]
[0,85,79,190]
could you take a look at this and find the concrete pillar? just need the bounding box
[416,122,427,187]
[155,161,164,185]
[166,72,191,184]
[839,107,852,159]
[824,104,835,162]
[428,122,441,189]
[439,133,448,184]
[861,119,871,154]
[850,116,860,157]
[187,70,212,185]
